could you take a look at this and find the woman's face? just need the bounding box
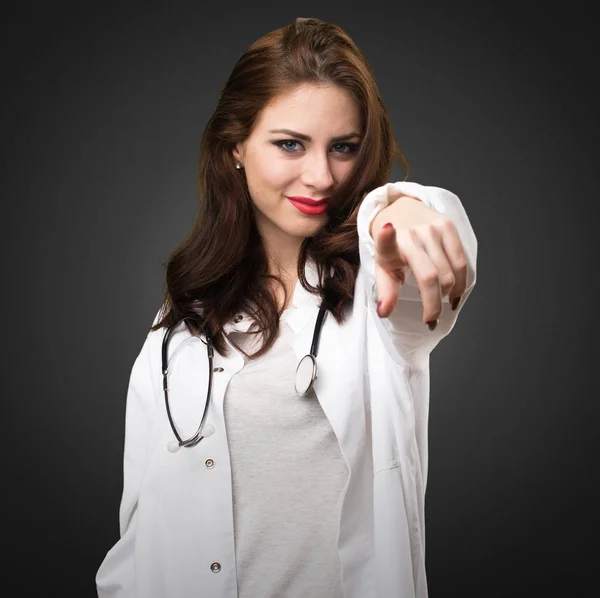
[233,83,362,252]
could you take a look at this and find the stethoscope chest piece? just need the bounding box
[295,354,317,396]
[294,303,328,396]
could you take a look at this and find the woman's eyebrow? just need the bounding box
[268,128,362,142]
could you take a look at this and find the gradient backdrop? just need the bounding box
[3,2,598,596]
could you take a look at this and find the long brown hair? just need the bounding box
[151,17,409,359]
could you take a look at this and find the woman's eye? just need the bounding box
[276,140,303,152]
[333,142,359,154]
[273,140,359,154]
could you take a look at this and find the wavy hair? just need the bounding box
[151,16,409,358]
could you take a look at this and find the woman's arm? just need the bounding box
[357,182,478,367]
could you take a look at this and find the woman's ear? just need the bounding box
[232,142,245,164]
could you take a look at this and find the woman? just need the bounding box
[96,16,477,598]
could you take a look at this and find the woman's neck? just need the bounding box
[255,221,307,311]
[268,269,298,311]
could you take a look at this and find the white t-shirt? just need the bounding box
[223,308,349,597]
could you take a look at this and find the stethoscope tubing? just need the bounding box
[162,314,214,449]
[161,305,327,450]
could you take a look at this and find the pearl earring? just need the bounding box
[236,162,243,170]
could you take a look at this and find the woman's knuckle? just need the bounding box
[434,216,456,232]
[441,272,456,288]
[455,256,468,271]
[420,271,439,287]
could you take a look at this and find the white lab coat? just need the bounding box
[96,181,478,598]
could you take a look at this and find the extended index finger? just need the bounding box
[374,222,407,268]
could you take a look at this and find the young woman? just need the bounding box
[96,16,478,598]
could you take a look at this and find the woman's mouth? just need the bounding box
[286,196,329,216]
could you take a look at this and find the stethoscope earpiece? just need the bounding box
[199,424,215,439]
[167,440,182,453]
[166,424,216,453]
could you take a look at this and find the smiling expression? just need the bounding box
[233,83,363,253]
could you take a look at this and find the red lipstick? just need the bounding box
[286,196,329,216]
[286,196,330,205]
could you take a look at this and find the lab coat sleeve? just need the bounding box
[357,181,478,366]
[95,315,159,597]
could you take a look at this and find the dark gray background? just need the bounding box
[3,1,598,596]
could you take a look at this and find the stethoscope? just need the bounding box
[161,304,328,453]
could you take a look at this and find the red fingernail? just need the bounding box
[451,296,461,311]
[426,320,438,331]
[382,222,394,229]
